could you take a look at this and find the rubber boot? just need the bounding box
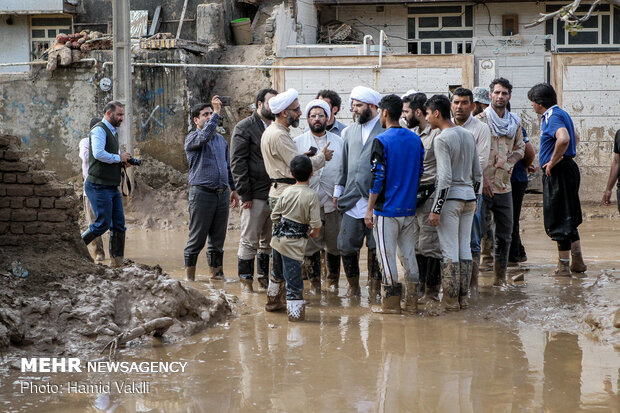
[238,258,254,293]
[403,282,419,314]
[470,252,481,299]
[419,257,440,305]
[82,229,97,246]
[207,251,224,280]
[553,259,571,277]
[367,249,382,302]
[325,253,341,293]
[493,261,507,286]
[287,300,306,322]
[441,260,460,312]
[265,280,286,312]
[304,251,322,294]
[570,251,587,273]
[481,236,494,264]
[109,230,125,268]
[416,254,427,300]
[256,253,270,291]
[372,283,402,314]
[424,284,441,316]
[184,255,198,281]
[459,260,473,309]
[342,253,361,297]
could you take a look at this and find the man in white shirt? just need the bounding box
[78,117,107,261]
[295,100,344,293]
[333,86,385,298]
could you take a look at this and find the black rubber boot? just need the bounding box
[207,251,224,280]
[184,255,198,281]
[325,253,341,292]
[416,254,427,299]
[238,258,254,293]
[372,283,403,314]
[304,251,322,293]
[470,252,481,298]
[256,253,270,291]
[341,253,360,297]
[367,249,382,302]
[82,229,97,246]
[109,230,125,268]
[441,260,460,312]
[458,260,473,309]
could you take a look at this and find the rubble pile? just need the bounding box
[46,31,112,71]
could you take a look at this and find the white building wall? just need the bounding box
[0,15,30,73]
[297,0,318,44]
[0,0,64,13]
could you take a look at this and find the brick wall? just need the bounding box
[0,135,82,247]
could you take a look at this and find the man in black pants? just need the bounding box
[602,129,620,213]
[528,83,586,276]
[183,96,239,281]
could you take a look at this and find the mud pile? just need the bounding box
[0,136,234,355]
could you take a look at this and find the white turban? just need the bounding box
[304,99,331,121]
[269,88,299,114]
[349,86,381,108]
[401,89,417,99]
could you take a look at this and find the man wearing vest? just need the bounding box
[81,101,132,267]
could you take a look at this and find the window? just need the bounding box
[407,5,473,55]
[30,16,72,60]
[545,3,620,52]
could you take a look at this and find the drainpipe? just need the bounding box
[363,35,373,56]
[0,58,98,68]
[378,30,385,69]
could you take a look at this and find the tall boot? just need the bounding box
[207,251,224,280]
[553,259,571,276]
[341,253,361,297]
[470,252,481,299]
[416,254,427,300]
[420,257,440,305]
[184,255,197,281]
[325,253,341,293]
[82,229,97,246]
[459,260,473,309]
[403,281,419,314]
[238,258,254,293]
[441,260,460,312]
[372,283,402,314]
[367,249,382,302]
[256,253,270,291]
[570,251,587,273]
[109,230,125,268]
[287,299,306,322]
[304,251,322,294]
[493,261,507,286]
[481,236,494,264]
[265,279,286,312]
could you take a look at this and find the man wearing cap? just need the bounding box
[333,86,385,298]
[473,87,490,116]
[261,88,334,311]
[295,100,344,293]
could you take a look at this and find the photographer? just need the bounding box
[183,96,239,281]
[81,101,132,268]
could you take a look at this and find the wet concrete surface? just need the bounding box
[1,216,619,412]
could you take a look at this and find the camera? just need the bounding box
[127,157,142,166]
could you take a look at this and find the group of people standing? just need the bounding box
[176,77,586,323]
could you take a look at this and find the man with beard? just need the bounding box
[294,100,344,293]
[477,78,524,286]
[231,88,278,293]
[81,101,132,268]
[333,86,385,298]
[365,94,424,314]
[316,90,347,136]
[183,97,240,281]
[451,87,490,303]
[261,88,334,311]
[472,87,490,116]
[401,92,442,315]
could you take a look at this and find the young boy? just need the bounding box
[267,155,321,321]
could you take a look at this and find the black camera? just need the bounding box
[127,157,142,166]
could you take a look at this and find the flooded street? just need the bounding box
[1,214,619,412]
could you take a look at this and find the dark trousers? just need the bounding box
[184,186,229,266]
[271,249,303,300]
[337,213,376,255]
[509,180,528,261]
[481,192,513,269]
[84,180,126,236]
[542,157,582,251]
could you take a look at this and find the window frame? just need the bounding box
[407,4,474,55]
[29,14,73,60]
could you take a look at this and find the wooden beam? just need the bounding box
[148,5,162,37]
[176,0,189,39]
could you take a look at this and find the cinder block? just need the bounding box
[11,209,37,222]
[6,185,34,197]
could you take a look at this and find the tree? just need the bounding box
[524,0,620,31]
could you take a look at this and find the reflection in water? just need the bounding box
[543,332,582,412]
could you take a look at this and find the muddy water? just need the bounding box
[1,216,619,412]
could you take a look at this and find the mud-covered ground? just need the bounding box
[1,210,618,412]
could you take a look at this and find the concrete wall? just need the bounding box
[0,49,220,179]
[0,15,30,73]
[0,0,65,13]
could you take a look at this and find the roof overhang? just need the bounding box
[0,0,77,15]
